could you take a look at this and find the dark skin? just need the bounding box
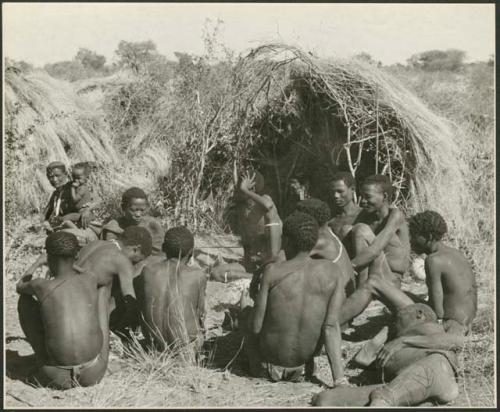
[339,183,410,324]
[16,253,109,388]
[136,251,207,354]
[43,167,68,233]
[310,223,355,294]
[411,235,477,331]
[250,240,346,384]
[69,167,99,229]
[327,179,362,241]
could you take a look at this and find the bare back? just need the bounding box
[139,259,207,347]
[77,240,130,288]
[33,273,102,366]
[312,225,355,289]
[258,259,345,367]
[426,246,477,327]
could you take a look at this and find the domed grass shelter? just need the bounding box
[224,44,471,238]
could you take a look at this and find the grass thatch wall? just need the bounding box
[228,44,474,240]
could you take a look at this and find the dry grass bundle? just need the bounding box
[5,68,117,213]
[231,43,474,241]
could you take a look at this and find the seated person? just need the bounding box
[58,162,102,238]
[211,170,283,284]
[339,174,411,325]
[135,227,207,360]
[102,187,164,257]
[295,198,355,295]
[76,226,153,338]
[327,171,362,247]
[240,212,346,385]
[313,275,464,407]
[16,232,108,389]
[102,187,165,277]
[42,161,100,246]
[409,210,477,334]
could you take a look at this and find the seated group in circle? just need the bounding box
[17,162,477,407]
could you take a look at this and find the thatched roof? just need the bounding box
[229,44,471,237]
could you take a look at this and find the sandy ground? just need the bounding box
[4,221,495,408]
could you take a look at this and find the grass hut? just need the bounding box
[226,44,472,239]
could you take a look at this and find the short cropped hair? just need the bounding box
[72,162,91,176]
[295,198,331,226]
[121,226,153,257]
[163,226,194,259]
[122,187,148,208]
[46,161,66,174]
[409,210,448,241]
[330,171,355,188]
[45,232,79,258]
[362,174,393,197]
[397,303,437,323]
[283,212,319,252]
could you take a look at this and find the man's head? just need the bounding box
[45,231,79,274]
[295,198,331,226]
[409,210,448,254]
[71,162,90,188]
[46,161,68,189]
[329,171,356,209]
[282,211,319,259]
[395,303,438,336]
[120,226,153,263]
[359,174,393,212]
[163,226,194,260]
[121,187,149,224]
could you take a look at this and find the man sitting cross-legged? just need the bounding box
[17,232,108,389]
[240,212,346,385]
[409,210,477,335]
[295,198,356,296]
[313,274,464,407]
[135,227,207,360]
[339,174,411,325]
[76,226,153,338]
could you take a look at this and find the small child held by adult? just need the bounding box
[408,210,477,335]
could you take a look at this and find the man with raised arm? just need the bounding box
[241,212,346,385]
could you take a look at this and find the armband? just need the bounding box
[437,318,443,325]
[334,376,349,387]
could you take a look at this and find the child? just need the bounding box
[102,187,165,260]
[58,162,101,235]
[408,210,477,335]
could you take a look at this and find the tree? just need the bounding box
[75,48,106,70]
[115,40,158,74]
[407,49,466,71]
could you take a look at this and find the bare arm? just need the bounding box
[323,272,346,383]
[16,275,43,295]
[197,274,208,330]
[425,257,444,319]
[252,267,272,334]
[352,209,405,269]
[115,257,137,298]
[402,332,466,350]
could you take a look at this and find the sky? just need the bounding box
[3,3,495,66]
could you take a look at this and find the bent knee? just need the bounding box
[311,390,331,406]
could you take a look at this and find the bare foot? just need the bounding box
[353,326,389,367]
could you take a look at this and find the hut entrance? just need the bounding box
[248,77,376,218]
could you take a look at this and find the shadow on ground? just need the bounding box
[6,349,37,383]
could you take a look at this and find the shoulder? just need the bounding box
[425,253,443,269]
[141,216,164,231]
